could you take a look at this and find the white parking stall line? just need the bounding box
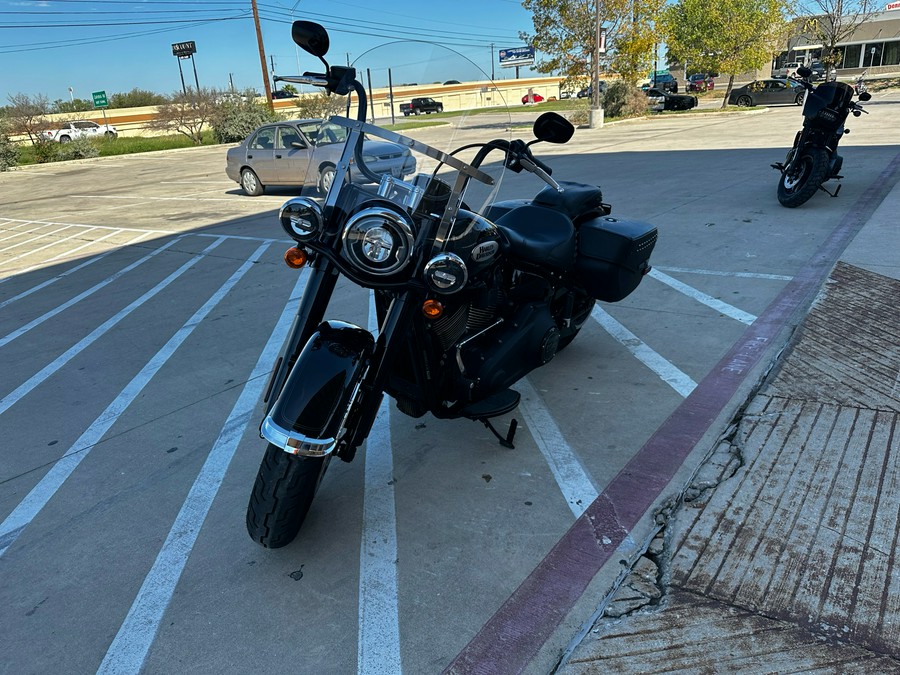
[0,238,225,417]
[72,194,254,204]
[358,293,402,675]
[0,237,185,348]
[591,305,697,398]
[648,268,757,325]
[514,378,598,518]
[96,269,305,675]
[654,265,793,281]
[0,225,77,254]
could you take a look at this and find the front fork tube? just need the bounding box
[264,255,339,413]
[344,289,422,453]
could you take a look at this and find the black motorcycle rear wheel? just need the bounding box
[777,148,829,208]
[246,443,330,548]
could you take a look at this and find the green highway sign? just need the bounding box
[92,90,108,108]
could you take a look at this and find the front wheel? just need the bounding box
[318,165,336,195]
[795,91,805,106]
[246,444,330,548]
[777,148,829,208]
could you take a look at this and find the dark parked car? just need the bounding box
[727,79,806,107]
[642,73,678,93]
[808,61,826,81]
[687,73,715,92]
[272,89,298,99]
[576,82,607,98]
[225,119,416,196]
[645,88,698,111]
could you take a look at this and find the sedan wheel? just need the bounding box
[240,168,264,196]
[736,95,752,107]
[318,165,336,196]
[795,91,805,106]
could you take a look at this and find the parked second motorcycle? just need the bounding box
[772,65,871,207]
[244,21,658,548]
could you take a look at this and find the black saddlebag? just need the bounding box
[574,215,657,302]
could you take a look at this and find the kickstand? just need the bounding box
[481,418,518,449]
[818,182,842,198]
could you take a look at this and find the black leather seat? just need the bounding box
[532,181,605,221]
[494,204,576,271]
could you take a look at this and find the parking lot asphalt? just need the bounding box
[1,90,899,674]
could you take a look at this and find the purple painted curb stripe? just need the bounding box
[445,152,900,675]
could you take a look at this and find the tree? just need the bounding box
[292,92,349,119]
[794,0,878,69]
[522,0,663,104]
[4,93,51,144]
[147,88,221,144]
[209,89,278,143]
[0,116,18,171]
[661,0,791,107]
[51,98,94,114]
[109,88,168,109]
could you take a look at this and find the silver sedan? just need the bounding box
[226,118,417,196]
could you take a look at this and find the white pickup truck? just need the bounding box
[43,120,118,143]
[772,61,802,78]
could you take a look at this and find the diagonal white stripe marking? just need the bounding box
[0,238,224,416]
[0,232,145,308]
[648,268,757,325]
[654,265,793,281]
[0,225,76,253]
[514,378,598,518]
[0,238,184,346]
[358,292,402,674]
[591,305,697,397]
[0,243,270,558]
[96,269,305,675]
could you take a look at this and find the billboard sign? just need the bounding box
[887,0,900,9]
[171,41,197,58]
[499,46,535,68]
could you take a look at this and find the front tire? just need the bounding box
[246,444,330,548]
[240,168,264,196]
[795,91,805,106]
[777,148,829,208]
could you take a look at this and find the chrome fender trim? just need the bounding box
[260,416,337,458]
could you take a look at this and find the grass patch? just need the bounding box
[383,120,449,131]
[15,131,220,166]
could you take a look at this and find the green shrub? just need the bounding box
[54,136,100,161]
[0,121,17,171]
[602,81,648,119]
[31,139,58,163]
[210,91,278,143]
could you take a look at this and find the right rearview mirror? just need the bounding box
[533,112,574,144]
[796,66,812,78]
[292,21,330,58]
[859,91,872,101]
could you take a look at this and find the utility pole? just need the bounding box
[490,43,495,80]
[590,0,604,128]
[251,0,273,109]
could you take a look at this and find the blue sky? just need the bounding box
[1,0,540,104]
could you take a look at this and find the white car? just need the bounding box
[43,120,118,143]
[772,61,802,79]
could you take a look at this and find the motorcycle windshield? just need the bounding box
[296,40,513,252]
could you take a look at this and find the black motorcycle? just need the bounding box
[772,65,871,207]
[245,21,658,548]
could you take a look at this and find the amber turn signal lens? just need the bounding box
[284,247,308,269]
[422,299,443,319]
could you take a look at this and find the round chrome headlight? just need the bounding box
[341,206,415,276]
[279,197,323,242]
[424,252,468,294]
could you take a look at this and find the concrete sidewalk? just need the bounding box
[558,178,900,671]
